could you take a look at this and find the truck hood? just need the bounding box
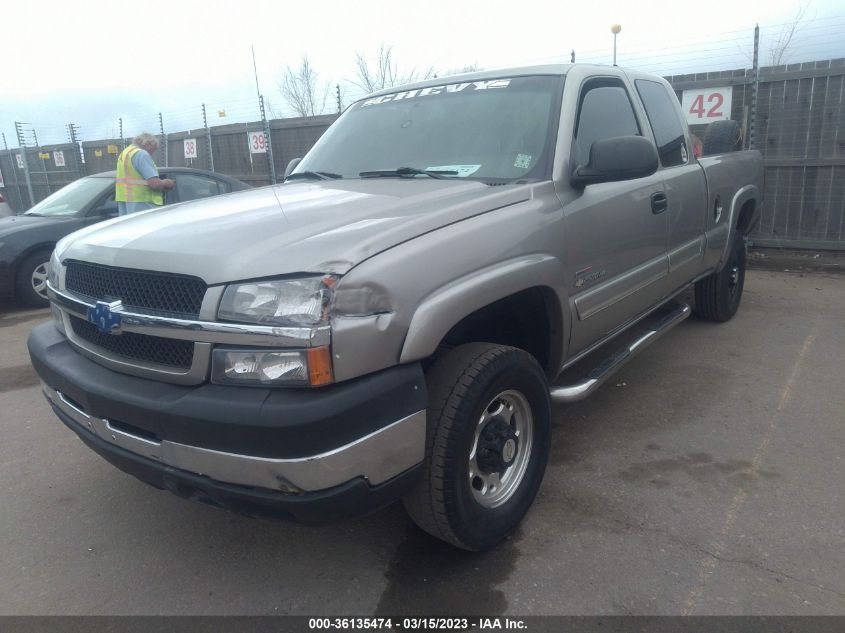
[56,179,531,284]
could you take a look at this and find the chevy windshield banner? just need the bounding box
[361,79,513,107]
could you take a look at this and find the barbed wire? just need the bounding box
[4,13,844,148]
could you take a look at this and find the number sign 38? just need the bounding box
[681,87,732,125]
[183,138,198,159]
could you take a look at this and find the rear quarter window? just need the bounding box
[635,79,688,167]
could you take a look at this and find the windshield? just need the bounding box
[296,75,563,183]
[24,177,113,217]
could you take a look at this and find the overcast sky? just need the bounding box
[2,0,844,146]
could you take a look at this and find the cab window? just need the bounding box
[574,80,641,167]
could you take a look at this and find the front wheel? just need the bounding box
[403,343,551,551]
[694,233,746,322]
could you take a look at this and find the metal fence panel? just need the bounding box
[81,139,125,176]
[0,150,29,210]
[668,58,845,250]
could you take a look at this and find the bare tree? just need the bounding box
[278,56,330,117]
[768,4,809,66]
[263,96,282,120]
[352,44,434,92]
[437,64,482,79]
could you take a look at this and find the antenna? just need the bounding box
[252,44,261,100]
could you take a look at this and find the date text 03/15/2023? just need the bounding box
[307,617,528,630]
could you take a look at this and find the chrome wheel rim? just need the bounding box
[468,389,533,508]
[31,262,49,299]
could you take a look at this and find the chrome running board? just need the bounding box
[550,302,691,403]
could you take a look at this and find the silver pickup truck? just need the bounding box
[28,64,762,550]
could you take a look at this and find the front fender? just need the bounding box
[400,254,566,363]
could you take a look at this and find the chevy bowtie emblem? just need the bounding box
[87,300,124,335]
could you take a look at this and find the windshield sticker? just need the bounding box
[514,154,532,169]
[426,164,482,177]
[361,79,512,107]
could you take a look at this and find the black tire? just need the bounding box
[15,248,53,307]
[403,343,551,551]
[702,120,742,156]
[694,233,746,322]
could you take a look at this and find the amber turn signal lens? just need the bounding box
[307,346,334,386]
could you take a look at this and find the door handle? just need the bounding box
[651,192,668,214]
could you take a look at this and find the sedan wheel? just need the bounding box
[31,262,49,299]
[16,249,53,307]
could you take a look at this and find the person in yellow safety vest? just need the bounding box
[115,132,176,216]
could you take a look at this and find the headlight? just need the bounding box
[217,275,336,327]
[211,347,333,387]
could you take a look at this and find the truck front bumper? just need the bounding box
[28,322,428,524]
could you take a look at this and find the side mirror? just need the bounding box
[284,157,302,179]
[571,136,658,188]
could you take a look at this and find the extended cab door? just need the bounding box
[634,78,708,292]
[563,76,670,356]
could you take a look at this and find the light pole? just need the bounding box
[611,24,622,66]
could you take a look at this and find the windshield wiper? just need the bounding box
[285,171,343,181]
[359,167,459,180]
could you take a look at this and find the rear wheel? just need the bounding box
[694,233,746,322]
[16,248,53,307]
[403,343,550,551]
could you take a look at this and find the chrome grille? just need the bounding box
[69,315,194,369]
[65,261,206,319]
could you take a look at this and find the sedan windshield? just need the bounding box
[24,177,113,217]
[295,75,563,183]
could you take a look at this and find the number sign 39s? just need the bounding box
[248,131,267,154]
[184,138,198,159]
[682,87,732,124]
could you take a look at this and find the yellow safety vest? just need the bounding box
[115,145,163,205]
